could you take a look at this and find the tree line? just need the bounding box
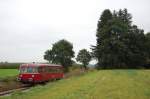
[44,8,150,72]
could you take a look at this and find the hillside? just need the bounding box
[2,70,150,99]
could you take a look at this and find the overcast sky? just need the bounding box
[0,0,150,62]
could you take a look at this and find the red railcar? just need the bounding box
[17,63,64,83]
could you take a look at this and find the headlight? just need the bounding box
[32,75,35,77]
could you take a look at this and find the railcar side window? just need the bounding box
[38,67,45,73]
[47,67,62,73]
[27,67,33,73]
[32,67,38,73]
[37,66,63,73]
[38,67,42,73]
[58,68,63,73]
[20,66,38,73]
[55,68,60,73]
[20,67,27,73]
[48,67,54,73]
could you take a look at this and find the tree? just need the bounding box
[44,39,75,72]
[76,49,91,69]
[145,32,150,59]
[44,50,53,63]
[94,9,113,69]
[92,8,147,69]
[124,25,147,67]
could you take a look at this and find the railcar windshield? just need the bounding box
[20,66,38,73]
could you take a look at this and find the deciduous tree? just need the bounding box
[44,39,74,72]
[76,49,91,69]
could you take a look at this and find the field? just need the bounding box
[0,69,18,78]
[0,69,22,93]
[0,63,20,69]
[1,70,150,99]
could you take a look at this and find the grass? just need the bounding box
[1,70,150,99]
[0,69,21,93]
[0,69,18,78]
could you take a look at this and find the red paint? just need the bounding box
[17,63,64,83]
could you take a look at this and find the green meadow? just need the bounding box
[1,70,150,99]
[0,69,18,78]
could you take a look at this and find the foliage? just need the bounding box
[3,70,150,99]
[44,50,54,63]
[44,39,75,72]
[145,32,150,59]
[76,49,91,69]
[92,9,148,69]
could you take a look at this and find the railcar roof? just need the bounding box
[20,63,62,67]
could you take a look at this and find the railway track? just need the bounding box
[0,84,32,96]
